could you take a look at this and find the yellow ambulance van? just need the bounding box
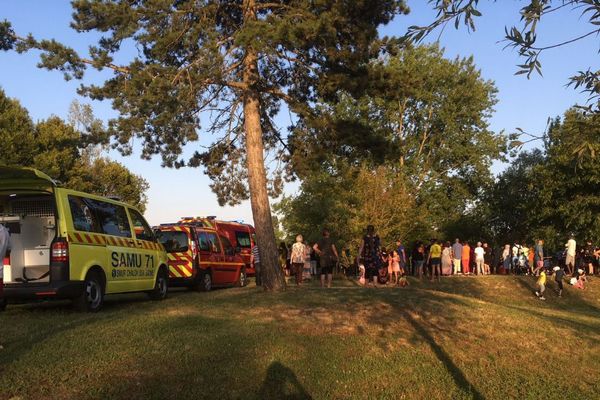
[0,166,169,312]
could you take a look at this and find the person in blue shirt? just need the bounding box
[451,238,463,274]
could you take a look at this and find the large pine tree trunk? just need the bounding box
[242,0,286,291]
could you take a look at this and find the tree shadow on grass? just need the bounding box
[257,361,313,400]
[399,308,486,400]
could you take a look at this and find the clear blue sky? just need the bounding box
[0,1,595,225]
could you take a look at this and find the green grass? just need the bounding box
[1,275,599,400]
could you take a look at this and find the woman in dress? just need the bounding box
[388,249,401,285]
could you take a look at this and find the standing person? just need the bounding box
[291,235,307,286]
[533,240,545,275]
[502,244,511,274]
[251,243,262,286]
[442,241,453,276]
[359,225,380,287]
[452,239,463,275]
[0,223,10,311]
[396,239,407,276]
[278,242,288,276]
[474,242,485,276]
[535,268,547,300]
[462,241,471,275]
[553,266,565,297]
[314,229,339,288]
[512,242,521,274]
[303,242,313,281]
[483,243,492,275]
[413,241,425,280]
[565,235,576,275]
[583,240,595,275]
[427,239,442,282]
[389,249,401,285]
[310,244,318,276]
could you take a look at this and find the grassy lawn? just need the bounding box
[1,275,599,400]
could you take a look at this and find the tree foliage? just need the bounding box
[278,45,506,249]
[471,108,600,250]
[0,89,149,211]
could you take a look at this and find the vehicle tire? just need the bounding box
[148,267,169,301]
[237,268,248,287]
[73,270,104,313]
[196,270,212,292]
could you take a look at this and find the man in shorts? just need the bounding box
[428,239,442,282]
[565,235,576,275]
[314,229,338,288]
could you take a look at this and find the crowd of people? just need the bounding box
[277,226,596,295]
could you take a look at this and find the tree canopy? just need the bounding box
[0,89,149,211]
[277,45,506,249]
[460,108,600,250]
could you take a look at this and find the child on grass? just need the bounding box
[535,269,547,300]
[573,269,587,290]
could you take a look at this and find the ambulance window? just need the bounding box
[157,231,188,253]
[198,231,211,252]
[235,231,251,248]
[128,209,155,242]
[205,232,221,254]
[220,235,234,255]
[68,195,100,233]
[90,200,132,238]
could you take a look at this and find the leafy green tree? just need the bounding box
[470,109,600,250]
[279,45,505,248]
[538,109,600,244]
[404,1,600,112]
[0,88,35,166]
[0,0,408,290]
[0,90,149,210]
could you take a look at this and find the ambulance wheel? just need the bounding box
[237,268,248,287]
[197,271,212,292]
[74,270,104,313]
[148,268,169,301]
[0,297,6,312]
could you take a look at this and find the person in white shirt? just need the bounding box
[565,235,577,275]
[474,242,485,276]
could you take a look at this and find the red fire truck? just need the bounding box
[178,217,256,275]
[155,221,247,291]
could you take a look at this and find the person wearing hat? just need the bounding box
[0,223,10,311]
[553,266,565,297]
[474,242,485,276]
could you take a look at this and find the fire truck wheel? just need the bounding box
[148,267,169,301]
[197,270,212,292]
[237,268,248,287]
[73,270,105,313]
